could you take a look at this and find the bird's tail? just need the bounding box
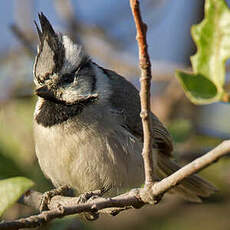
[157,152,217,202]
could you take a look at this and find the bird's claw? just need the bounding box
[39,185,71,212]
[78,187,110,221]
[77,187,109,204]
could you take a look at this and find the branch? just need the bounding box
[10,24,36,56]
[1,141,229,229]
[130,0,155,185]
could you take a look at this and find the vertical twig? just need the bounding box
[129,0,154,186]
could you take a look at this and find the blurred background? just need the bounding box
[1,0,230,229]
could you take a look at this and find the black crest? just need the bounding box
[34,13,65,77]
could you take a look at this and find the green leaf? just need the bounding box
[176,71,220,104]
[0,177,34,217]
[176,0,230,104]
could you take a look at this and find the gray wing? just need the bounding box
[103,68,173,156]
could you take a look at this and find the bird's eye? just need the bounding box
[61,73,75,84]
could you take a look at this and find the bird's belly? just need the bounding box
[34,121,144,195]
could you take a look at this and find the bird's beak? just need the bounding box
[35,85,56,101]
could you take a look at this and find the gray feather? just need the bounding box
[103,67,173,155]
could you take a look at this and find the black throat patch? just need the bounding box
[35,98,96,127]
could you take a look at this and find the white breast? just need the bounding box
[34,102,144,195]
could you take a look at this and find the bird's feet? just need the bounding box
[40,185,71,212]
[77,189,105,204]
[77,187,110,221]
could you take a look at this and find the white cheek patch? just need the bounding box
[59,63,111,104]
[61,35,87,74]
[60,88,82,104]
[61,89,98,104]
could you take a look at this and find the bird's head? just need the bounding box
[33,13,99,105]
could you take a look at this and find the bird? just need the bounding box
[33,13,216,205]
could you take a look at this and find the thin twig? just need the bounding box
[130,0,155,186]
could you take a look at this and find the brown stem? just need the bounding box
[130,0,154,185]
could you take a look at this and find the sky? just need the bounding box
[0,0,203,64]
